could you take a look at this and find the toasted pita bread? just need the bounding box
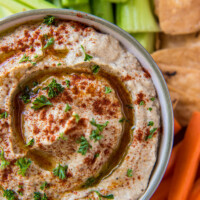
[152,48,200,126]
[156,0,200,35]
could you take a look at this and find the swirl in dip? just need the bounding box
[0,16,160,200]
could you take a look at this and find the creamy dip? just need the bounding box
[0,17,160,200]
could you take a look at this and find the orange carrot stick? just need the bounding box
[168,112,200,200]
[188,178,200,200]
[174,118,181,135]
[150,176,172,200]
[164,142,182,178]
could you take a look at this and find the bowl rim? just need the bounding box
[0,9,174,200]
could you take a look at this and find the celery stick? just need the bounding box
[69,4,91,13]
[108,0,128,2]
[15,0,57,9]
[132,33,155,53]
[61,0,88,7]
[0,5,14,18]
[90,0,114,23]
[0,0,32,13]
[116,0,160,33]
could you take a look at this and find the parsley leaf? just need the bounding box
[19,54,31,63]
[53,164,68,180]
[0,149,10,169]
[65,80,70,88]
[40,181,49,190]
[43,38,54,49]
[0,111,8,119]
[148,107,152,111]
[81,45,93,61]
[34,192,48,200]
[148,121,154,126]
[3,189,16,200]
[90,129,103,142]
[150,97,155,101]
[65,103,71,112]
[94,153,99,158]
[57,63,61,66]
[43,79,64,99]
[139,100,145,105]
[77,136,92,155]
[20,86,32,104]
[58,132,68,141]
[105,86,112,94]
[91,65,100,74]
[72,112,80,123]
[94,190,114,199]
[146,128,157,140]
[119,117,125,123]
[83,177,95,188]
[26,138,34,147]
[90,118,109,132]
[43,15,56,26]
[15,157,32,176]
[126,104,133,109]
[127,169,133,177]
[31,95,52,110]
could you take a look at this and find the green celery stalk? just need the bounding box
[61,0,88,7]
[69,4,91,13]
[116,0,160,33]
[0,0,32,13]
[0,5,14,18]
[108,0,128,2]
[90,0,114,23]
[132,32,155,53]
[15,0,57,9]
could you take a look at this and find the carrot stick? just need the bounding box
[174,118,181,135]
[150,176,172,200]
[168,112,200,200]
[188,178,200,200]
[164,142,182,178]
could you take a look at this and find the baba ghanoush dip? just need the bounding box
[0,16,160,200]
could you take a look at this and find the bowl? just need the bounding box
[0,9,173,200]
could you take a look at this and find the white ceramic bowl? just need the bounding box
[0,9,173,200]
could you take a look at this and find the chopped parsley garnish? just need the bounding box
[90,118,109,132]
[57,63,61,66]
[150,97,155,101]
[53,164,68,180]
[31,95,52,110]
[43,79,64,99]
[105,86,112,94]
[65,103,71,112]
[40,181,49,190]
[126,104,133,109]
[20,86,32,104]
[3,189,16,200]
[94,190,114,199]
[77,136,92,155]
[90,129,103,142]
[0,149,10,169]
[139,100,145,105]
[34,192,48,200]
[0,111,8,119]
[81,45,93,61]
[72,112,80,123]
[43,15,56,26]
[146,128,157,140]
[65,80,70,88]
[43,37,54,49]
[119,117,125,123]
[94,153,99,158]
[25,138,34,147]
[148,107,152,111]
[148,121,154,126]
[83,177,95,188]
[127,169,133,177]
[33,81,39,87]
[34,54,38,58]
[31,62,37,66]
[15,157,32,177]
[19,54,31,63]
[58,132,68,141]
[91,65,100,74]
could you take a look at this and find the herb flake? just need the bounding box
[77,136,91,155]
[81,45,93,61]
[53,164,68,180]
[146,128,157,140]
[94,190,114,199]
[43,15,56,26]
[15,157,32,176]
[43,37,54,49]
[0,149,10,169]
[65,104,71,112]
[91,65,100,74]
[3,189,16,200]
[127,169,133,177]
[58,132,68,141]
[26,139,34,147]
[31,95,52,110]
[105,86,112,94]
[0,111,8,119]
[40,181,49,190]
[72,112,80,123]
[65,80,70,88]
